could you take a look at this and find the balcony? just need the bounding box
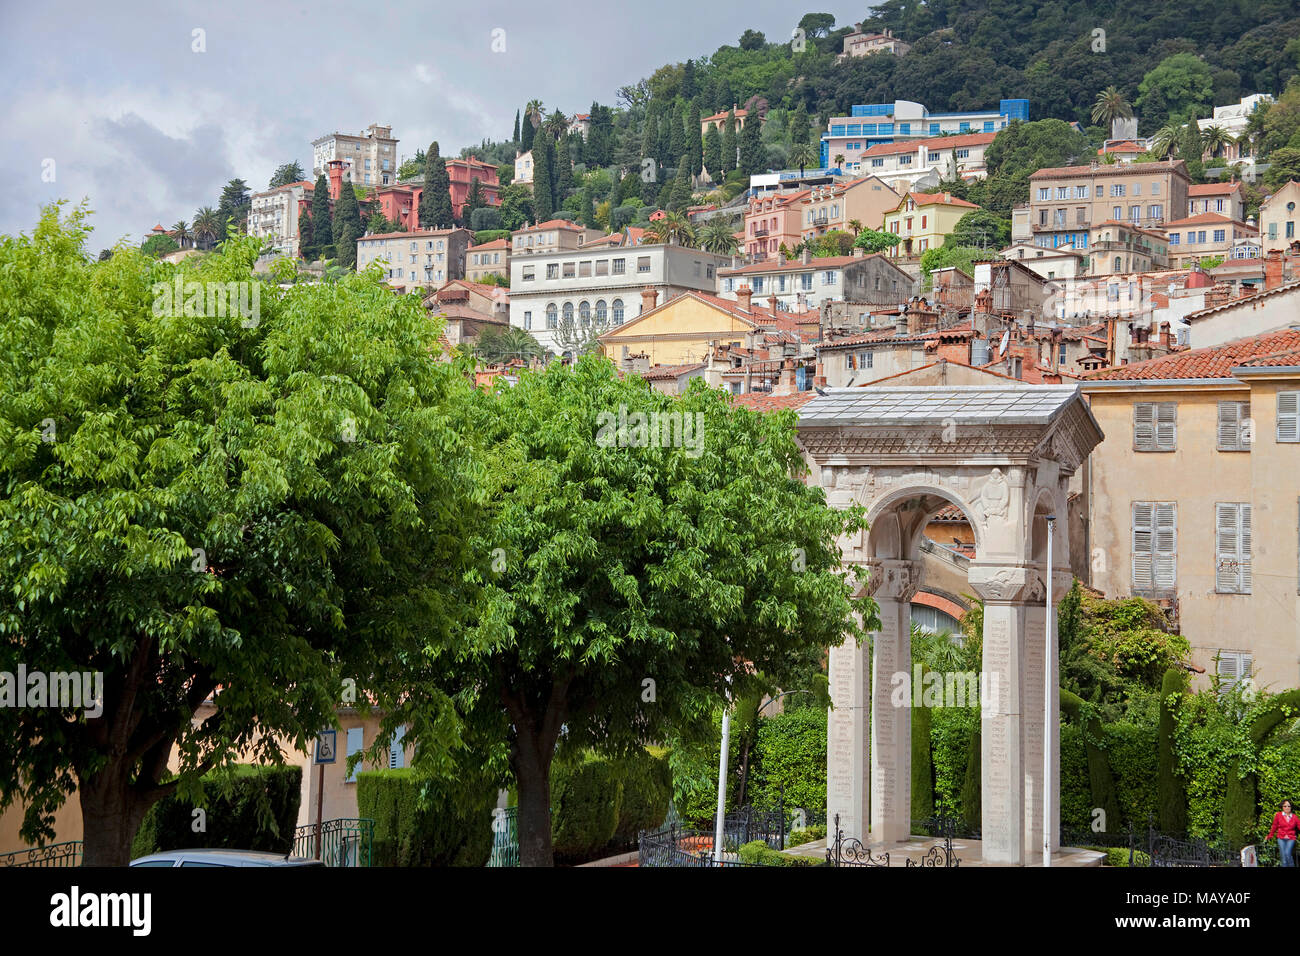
[752,227,770,237]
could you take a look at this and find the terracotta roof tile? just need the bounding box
[1086,328,1300,381]
[1188,182,1244,196]
[860,132,996,159]
[730,391,815,412]
[641,362,706,381]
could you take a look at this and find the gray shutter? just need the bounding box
[1279,391,1299,443]
[1132,501,1154,591]
[1154,503,1177,591]
[1216,503,1241,593]
[1240,504,1252,594]
[345,727,364,783]
[1217,652,1239,686]
[1217,401,1242,450]
[1156,402,1177,450]
[1134,403,1155,451]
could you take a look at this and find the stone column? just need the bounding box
[826,612,870,841]
[867,559,918,845]
[1021,567,1071,859]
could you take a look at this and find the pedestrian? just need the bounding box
[1267,799,1299,867]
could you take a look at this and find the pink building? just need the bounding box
[447,157,500,222]
[743,189,809,260]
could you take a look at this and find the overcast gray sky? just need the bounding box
[0,0,862,249]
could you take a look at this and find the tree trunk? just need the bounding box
[513,738,554,867]
[78,761,154,867]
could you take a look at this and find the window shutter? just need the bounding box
[1217,401,1244,450]
[1132,502,1155,591]
[1240,504,1252,594]
[1156,402,1177,450]
[346,727,364,783]
[1216,503,1243,593]
[389,725,406,769]
[1217,652,1239,684]
[1155,503,1177,590]
[1279,391,1299,443]
[1134,403,1155,451]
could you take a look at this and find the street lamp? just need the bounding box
[1044,514,1056,868]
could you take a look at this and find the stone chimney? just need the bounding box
[795,291,808,313]
[1159,321,1172,349]
[327,159,346,202]
[1265,249,1284,290]
[768,295,779,316]
[975,288,993,315]
[852,245,864,258]
[631,353,650,374]
[801,246,812,265]
[641,286,659,314]
[736,284,753,312]
[773,358,798,396]
[894,311,909,335]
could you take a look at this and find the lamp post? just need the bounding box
[1044,514,1056,868]
[713,698,731,864]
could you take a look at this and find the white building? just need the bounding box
[850,131,997,187]
[311,123,399,187]
[356,228,473,292]
[513,150,533,186]
[509,243,731,356]
[999,242,1087,282]
[248,181,312,258]
[1197,94,1274,165]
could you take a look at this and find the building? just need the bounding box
[356,228,473,291]
[511,219,604,256]
[423,279,510,352]
[1087,221,1171,276]
[247,181,313,258]
[717,250,915,312]
[514,150,533,186]
[880,190,981,259]
[1196,94,1274,165]
[465,237,510,283]
[1187,181,1246,221]
[1163,213,1258,268]
[371,183,421,232]
[743,189,810,259]
[701,106,749,135]
[820,98,1029,170]
[1082,328,1300,690]
[1097,141,1149,163]
[1000,242,1088,281]
[1260,181,1300,255]
[447,157,501,222]
[596,289,784,369]
[1184,272,1300,348]
[837,25,910,59]
[311,123,399,187]
[508,242,732,356]
[567,113,591,138]
[798,177,900,241]
[851,132,997,187]
[1025,160,1191,252]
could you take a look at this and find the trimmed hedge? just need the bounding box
[132,764,302,858]
[611,750,672,844]
[748,707,827,815]
[786,824,827,847]
[357,768,495,867]
[551,755,623,859]
[737,839,818,866]
[911,682,934,820]
[1157,667,1188,832]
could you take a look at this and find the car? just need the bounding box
[129,849,325,868]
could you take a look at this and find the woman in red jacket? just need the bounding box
[1267,799,1299,866]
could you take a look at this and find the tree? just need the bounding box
[474,325,543,365]
[833,153,845,168]
[397,157,421,180]
[309,174,332,255]
[790,103,811,151]
[1136,54,1215,130]
[269,162,305,189]
[667,158,692,214]
[645,210,696,246]
[513,110,521,146]
[579,190,596,229]
[332,178,362,265]
[797,13,835,39]
[553,312,602,358]
[141,233,179,258]
[721,111,737,176]
[948,209,1011,250]
[739,112,765,175]
[441,356,875,865]
[532,137,556,223]
[687,103,703,178]
[1091,86,1134,132]
[846,218,863,238]
[0,203,484,864]
[418,143,453,229]
[919,245,985,289]
[216,179,251,242]
[699,216,740,255]
[1178,122,1206,181]
[854,229,903,253]
[789,142,816,177]
[1264,147,1300,188]
[703,125,722,180]
[297,206,314,259]
[465,178,485,226]
[1201,124,1232,158]
[543,110,568,142]
[170,221,191,250]
[499,184,534,231]
[192,207,220,250]
[1151,124,1182,160]
[739,28,765,50]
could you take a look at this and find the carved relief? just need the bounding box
[976,468,1010,523]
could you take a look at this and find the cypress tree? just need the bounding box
[640,108,658,168]
[465,178,484,227]
[682,59,696,99]
[310,173,332,253]
[513,109,521,145]
[580,190,596,229]
[704,125,722,180]
[960,726,981,830]
[1157,667,1188,833]
[520,113,535,152]
[791,103,811,149]
[669,157,691,213]
[668,101,685,159]
[655,112,672,169]
[297,205,314,260]
[721,111,737,176]
[739,111,765,175]
[532,136,555,222]
[419,142,453,229]
[687,102,703,177]
[335,220,357,269]
[911,670,934,823]
[332,182,362,253]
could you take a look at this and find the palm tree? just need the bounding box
[789,141,817,177]
[1091,86,1134,131]
[192,207,220,249]
[1201,124,1231,159]
[847,218,863,237]
[645,211,696,247]
[1234,130,1255,161]
[1150,124,1181,160]
[542,110,568,141]
[699,216,740,255]
[833,153,846,169]
[475,325,543,365]
[171,220,191,250]
[525,99,544,130]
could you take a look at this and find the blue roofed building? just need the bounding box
[820,98,1029,171]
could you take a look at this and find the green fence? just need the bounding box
[292,818,374,867]
[488,807,518,867]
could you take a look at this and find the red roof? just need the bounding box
[1099,141,1146,154]
[468,238,509,250]
[861,132,996,158]
[719,253,888,275]
[516,219,584,233]
[1163,212,1252,228]
[902,191,980,209]
[641,362,706,381]
[1189,182,1244,197]
[1086,328,1300,381]
[703,108,749,123]
[1031,160,1187,179]
[362,227,467,240]
[730,391,814,412]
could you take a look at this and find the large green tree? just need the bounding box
[532,136,556,223]
[310,174,333,254]
[216,179,251,242]
[419,142,453,230]
[1136,53,1215,129]
[431,357,875,865]
[721,111,738,176]
[269,162,306,189]
[332,182,362,267]
[739,112,765,175]
[0,203,484,865]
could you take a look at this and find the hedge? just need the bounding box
[357,768,495,867]
[611,750,672,844]
[1157,667,1189,832]
[737,839,819,866]
[748,707,827,815]
[551,755,623,859]
[132,764,302,858]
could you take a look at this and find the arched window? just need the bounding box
[562,302,574,326]
[595,299,607,325]
[611,298,624,324]
[579,300,591,326]
[546,303,558,329]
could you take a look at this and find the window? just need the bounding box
[595,300,607,325]
[752,277,764,293]
[1215,198,1224,212]
[1278,392,1299,442]
[1151,183,1160,195]
[1113,206,1123,220]
[1134,401,1176,451]
[1215,503,1252,594]
[862,351,873,368]
[1217,401,1250,451]
[596,259,609,276]
[611,298,624,323]
[613,258,626,275]
[562,262,576,278]
[388,725,407,769]
[346,727,364,783]
[562,302,574,325]
[1148,204,1162,221]
[1216,651,1253,694]
[546,263,559,279]
[822,271,837,284]
[1076,186,1089,199]
[579,301,591,326]
[1111,184,1125,197]
[523,310,532,330]
[546,303,558,328]
[1197,231,1206,244]
[1132,501,1177,593]
[522,267,535,281]
[637,256,651,273]
[956,148,970,159]
[872,158,885,168]
[1129,205,1141,222]
[800,273,813,291]
[899,155,912,165]
[1057,187,1068,200]
[579,261,592,277]
[1037,188,1050,201]
[1169,234,1180,245]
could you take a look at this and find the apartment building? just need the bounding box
[881,190,980,259]
[356,228,473,291]
[465,238,509,283]
[508,243,731,356]
[248,180,312,258]
[851,131,997,186]
[820,98,1028,170]
[1082,329,1300,690]
[1087,221,1171,276]
[511,219,604,256]
[1000,242,1088,281]
[1261,181,1300,255]
[1026,160,1191,252]
[311,123,399,187]
[717,249,914,311]
[1187,181,1246,221]
[1164,213,1259,268]
[1196,94,1274,165]
[799,177,898,240]
[838,25,910,59]
[447,157,501,221]
[743,189,809,259]
[514,150,533,185]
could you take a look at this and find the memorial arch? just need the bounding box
[798,386,1103,865]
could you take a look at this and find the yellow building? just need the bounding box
[882,190,980,259]
[596,288,782,368]
[1082,328,1300,691]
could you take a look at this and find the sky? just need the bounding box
[0,0,864,250]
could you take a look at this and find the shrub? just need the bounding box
[610,204,638,231]
[930,707,975,817]
[471,207,503,231]
[748,707,827,815]
[737,839,817,866]
[1157,667,1188,832]
[357,768,495,867]
[1105,846,1150,866]
[132,764,302,858]
[551,755,623,859]
[959,726,981,830]
[1109,722,1158,830]
[786,824,826,847]
[473,228,511,245]
[912,680,934,820]
[612,750,672,844]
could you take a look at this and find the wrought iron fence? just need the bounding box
[724,803,785,850]
[488,807,518,867]
[825,814,890,867]
[638,824,762,867]
[291,818,373,867]
[2,841,83,867]
[825,814,961,867]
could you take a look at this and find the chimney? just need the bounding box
[1265,249,1284,290]
[736,284,753,312]
[894,311,909,335]
[768,294,779,316]
[1159,321,1172,349]
[796,291,808,313]
[975,288,993,315]
[774,358,798,396]
[801,246,811,265]
[853,245,864,258]
[327,159,346,202]
[641,286,659,313]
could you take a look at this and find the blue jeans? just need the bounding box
[1279,838,1295,866]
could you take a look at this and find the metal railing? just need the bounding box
[488,807,518,867]
[292,818,374,867]
[2,841,83,867]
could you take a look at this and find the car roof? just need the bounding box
[131,849,323,866]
